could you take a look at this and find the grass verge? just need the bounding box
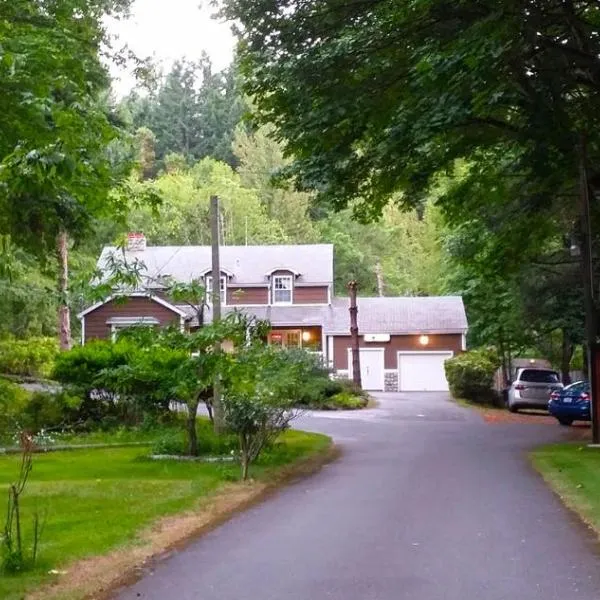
[531,442,600,536]
[0,429,333,600]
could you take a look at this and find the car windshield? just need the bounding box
[519,369,560,383]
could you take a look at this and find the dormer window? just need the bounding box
[272,275,293,304]
[205,275,226,306]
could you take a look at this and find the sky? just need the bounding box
[107,0,236,96]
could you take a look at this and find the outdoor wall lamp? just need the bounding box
[419,335,430,346]
[302,330,311,342]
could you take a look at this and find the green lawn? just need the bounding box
[0,429,330,600]
[531,442,600,535]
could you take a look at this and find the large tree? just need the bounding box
[0,0,134,348]
[224,0,600,344]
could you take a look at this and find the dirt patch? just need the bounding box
[27,443,340,600]
[481,409,557,425]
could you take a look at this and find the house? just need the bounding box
[78,235,468,392]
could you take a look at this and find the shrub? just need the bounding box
[152,431,185,455]
[21,390,82,432]
[444,350,501,405]
[0,337,58,378]
[325,391,367,410]
[0,380,30,441]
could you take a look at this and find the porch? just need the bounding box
[267,326,323,353]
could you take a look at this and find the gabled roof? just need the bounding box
[325,296,468,335]
[78,293,187,319]
[97,244,334,286]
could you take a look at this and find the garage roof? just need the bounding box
[325,296,467,335]
[191,296,467,335]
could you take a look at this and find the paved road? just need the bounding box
[116,393,600,600]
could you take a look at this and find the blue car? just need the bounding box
[548,381,591,426]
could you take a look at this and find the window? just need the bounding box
[205,275,226,305]
[107,317,159,342]
[519,369,560,383]
[268,330,301,348]
[272,275,293,304]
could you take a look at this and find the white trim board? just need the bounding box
[78,293,188,319]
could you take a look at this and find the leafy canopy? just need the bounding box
[223,0,600,218]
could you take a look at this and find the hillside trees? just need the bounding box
[121,57,246,170]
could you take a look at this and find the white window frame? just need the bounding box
[205,275,227,306]
[108,317,159,342]
[272,275,293,305]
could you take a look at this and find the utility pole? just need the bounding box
[210,195,225,433]
[348,280,362,389]
[578,134,599,444]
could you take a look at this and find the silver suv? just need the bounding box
[507,368,563,412]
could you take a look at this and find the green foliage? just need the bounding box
[444,350,501,405]
[0,337,58,378]
[127,158,288,245]
[0,380,30,436]
[20,391,82,434]
[222,345,313,478]
[0,0,134,255]
[327,392,366,410]
[124,57,246,168]
[151,431,185,456]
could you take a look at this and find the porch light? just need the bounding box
[419,335,430,346]
[302,330,311,342]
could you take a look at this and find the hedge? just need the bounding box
[444,349,501,405]
[0,337,58,378]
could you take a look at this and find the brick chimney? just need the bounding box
[127,232,146,252]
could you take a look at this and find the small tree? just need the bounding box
[110,313,269,456]
[2,433,44,574]
[222,346,309,480]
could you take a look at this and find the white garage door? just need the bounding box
[347,348,385,391]
[398,352,453,392]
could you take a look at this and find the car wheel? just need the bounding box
[508,403,518,413]
[558,417,573,426]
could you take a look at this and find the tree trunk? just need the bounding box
[186,400,199,456]
[348,281,362,389]
[57,228,71,351]
[560,330,574,385]
[240,433,249,480]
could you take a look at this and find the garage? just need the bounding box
[347,348,385,391]
[397,351,453,392]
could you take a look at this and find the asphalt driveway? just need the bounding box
[116,393,600,600]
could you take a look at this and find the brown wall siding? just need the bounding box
[84,297,180,342]
[294,286,329,304]
[227,287,269,305]
[332,334,463,370]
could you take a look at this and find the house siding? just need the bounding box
[84,297,181,342]
[227,286,269,305]
[294,286,329,304]
[332,334,463,370]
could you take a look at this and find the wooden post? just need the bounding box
[210,195,224,433]
[578,134,599,443]
[348,280,362,389]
